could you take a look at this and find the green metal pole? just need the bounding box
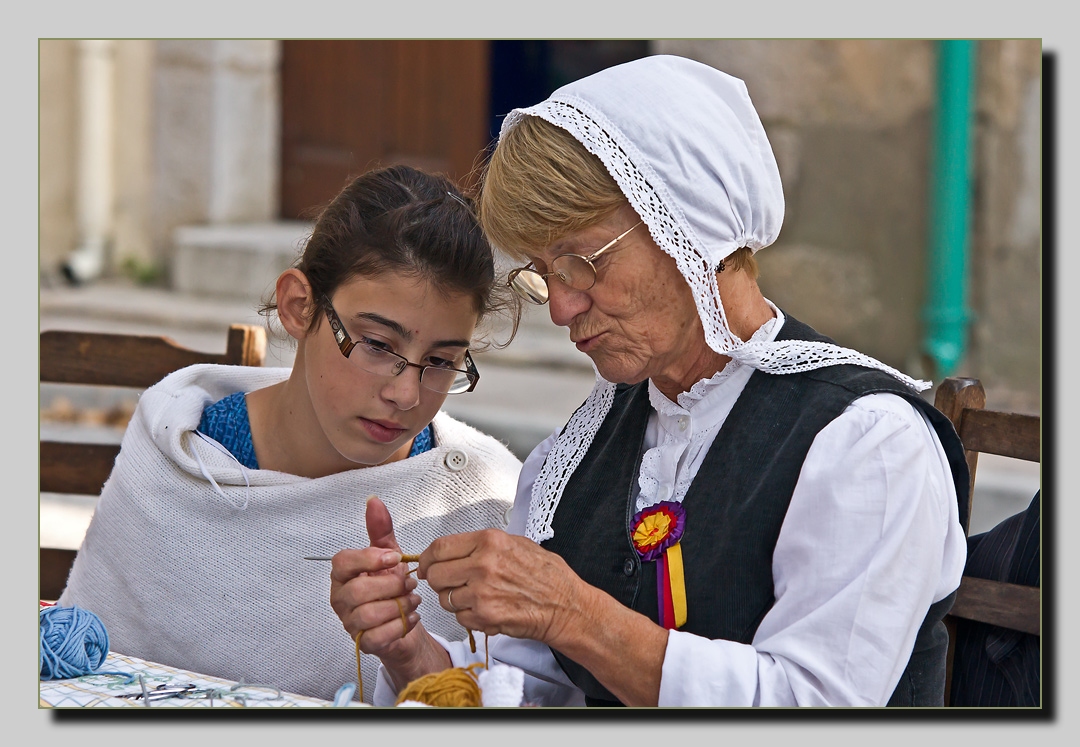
[923,39,977,379]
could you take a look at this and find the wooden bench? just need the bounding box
[933,376,1041,706]
[39,324,267,601]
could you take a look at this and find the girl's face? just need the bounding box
[301,271,480,467]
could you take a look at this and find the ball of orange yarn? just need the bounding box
[395,663,485,707]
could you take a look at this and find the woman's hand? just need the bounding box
[415,528,588,647]
[417,528,669,705]
[329,496,450,689]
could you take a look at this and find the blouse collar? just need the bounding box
[648,300,785,416]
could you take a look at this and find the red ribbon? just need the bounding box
[658,552,675,629]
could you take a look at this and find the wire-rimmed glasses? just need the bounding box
[322,297,479,394]
[505,221,643,305]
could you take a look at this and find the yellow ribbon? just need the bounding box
[667,542,687,629]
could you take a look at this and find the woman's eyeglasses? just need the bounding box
[322,297,479,394]
[506,221,643,305]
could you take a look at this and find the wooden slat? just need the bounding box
[949,575,1041,636]
[933,377,986,534]
[933,377,986,430]
[223,324,268,367]
[933,376,1042,706]
[40,325,266,388]
[959,410,1041,463]
[40,441,120,495]
[41,330,230,388]
[40,548,78,602]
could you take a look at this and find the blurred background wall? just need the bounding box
[38,38,1043,413]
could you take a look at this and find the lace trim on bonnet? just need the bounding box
[511,95,931,545]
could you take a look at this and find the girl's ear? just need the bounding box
[276,269,316,340]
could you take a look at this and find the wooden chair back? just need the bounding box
[39,324,267,601]
[933,376,1041,706]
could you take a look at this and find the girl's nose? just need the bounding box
[381,366,423,410]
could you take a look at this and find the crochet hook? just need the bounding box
[304,554,421,562]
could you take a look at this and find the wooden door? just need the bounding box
[280,40,491,219]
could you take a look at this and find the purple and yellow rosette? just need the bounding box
[631,500,687,630]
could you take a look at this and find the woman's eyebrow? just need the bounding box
[550,235,593,257]
[352,311,470,349]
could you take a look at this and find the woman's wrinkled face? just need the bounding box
[529,211,709,391]
[305,272,479,466]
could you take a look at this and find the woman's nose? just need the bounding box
[546,281,590,328]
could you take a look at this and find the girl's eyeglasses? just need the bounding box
[322,297,479,394]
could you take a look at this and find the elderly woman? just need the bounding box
[330,55,969,707]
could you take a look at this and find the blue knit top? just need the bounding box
[197,391,434,468]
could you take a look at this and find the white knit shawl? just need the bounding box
[59,364,521,703]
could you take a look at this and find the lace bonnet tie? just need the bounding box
[502,55,931,543]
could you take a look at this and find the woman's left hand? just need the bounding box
[415,528,589,647]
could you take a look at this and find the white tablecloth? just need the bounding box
[39,651,366,708]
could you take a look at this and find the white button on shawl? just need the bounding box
[444,449,469,472]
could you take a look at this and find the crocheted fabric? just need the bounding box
[197,392,434,467]
[198,391,258,469]
[409,423,434,457]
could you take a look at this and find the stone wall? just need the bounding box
[150,40,281,273]
[38,39,281,284]
[112,40,155,270]
[38,40,79,277]
[969,40,1043,413]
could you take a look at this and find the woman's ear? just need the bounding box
[276,269,316,340]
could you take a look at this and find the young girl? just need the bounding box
[58,165,523,703]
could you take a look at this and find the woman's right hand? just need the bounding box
[329,496,451,688]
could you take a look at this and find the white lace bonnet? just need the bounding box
[499,55,931,543]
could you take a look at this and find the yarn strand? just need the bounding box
[354,631,364,703]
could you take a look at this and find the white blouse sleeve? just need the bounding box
[657,392,967,706]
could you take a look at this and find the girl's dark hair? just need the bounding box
[263,164,519,349]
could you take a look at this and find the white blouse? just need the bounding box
[374,308,968,707]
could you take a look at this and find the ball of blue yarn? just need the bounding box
[40,605,110,680]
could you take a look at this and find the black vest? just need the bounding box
[539,314,969,706]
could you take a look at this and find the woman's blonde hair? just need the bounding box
[479,114,757,278]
